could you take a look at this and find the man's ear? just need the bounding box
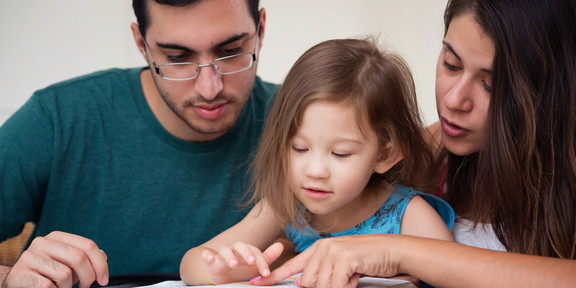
[130,22,147,60]
[373,141,403,174]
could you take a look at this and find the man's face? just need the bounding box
[140,0,263,142]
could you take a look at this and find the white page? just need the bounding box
[136,275,416,288]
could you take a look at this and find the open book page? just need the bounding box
[135,275,416,288]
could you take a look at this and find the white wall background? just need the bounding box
[0,0,447,126]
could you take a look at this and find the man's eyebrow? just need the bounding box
[156,32,250,53]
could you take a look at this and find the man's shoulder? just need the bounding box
[253,76,279,98]
[41,67,142,92]
[26,67,145,118]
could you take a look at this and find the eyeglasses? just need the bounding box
[142,23,259,81]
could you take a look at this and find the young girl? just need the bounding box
[179,37,454,285]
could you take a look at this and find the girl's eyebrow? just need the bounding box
[155,32,250,53]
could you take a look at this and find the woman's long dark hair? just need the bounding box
[441,0,576,258]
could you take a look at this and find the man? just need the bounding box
[0,0,277,287]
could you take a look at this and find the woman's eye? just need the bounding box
[442,60,460,71]
[482,80,492,93]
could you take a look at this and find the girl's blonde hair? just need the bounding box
[249,37,434,227]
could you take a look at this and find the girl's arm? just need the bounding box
[400,195,454,241]
[253,234,576,288]
[180,200,285,285]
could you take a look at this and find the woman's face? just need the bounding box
[435,13,494,156]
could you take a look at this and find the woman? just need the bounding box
[251,0,576,287]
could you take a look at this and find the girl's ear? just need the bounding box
[374,141,403,174]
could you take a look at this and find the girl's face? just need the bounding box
[435,13,494,156]
[288,100,391,231]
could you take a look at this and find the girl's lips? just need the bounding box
[441,118,470,137]
[193,103,227,120]
[304,188,331,200]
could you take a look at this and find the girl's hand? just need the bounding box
[201,241,284,283]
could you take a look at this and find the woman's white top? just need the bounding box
[452,217,506,251]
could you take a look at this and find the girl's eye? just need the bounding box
[442,60,460,72]
[291,146,308,153]
[332,152,351,158]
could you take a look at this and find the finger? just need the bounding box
[44,232,109,287]
[262,242,285,265]
[347,273,361,288]
[201,249,216,264]
[231,242,257,265]
[217,246,240,268]
[253,246,311,286]
[248,245,271,277]
[299,239,332,288]
[6,249,65,288]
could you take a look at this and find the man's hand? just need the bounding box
[2,231,108,288]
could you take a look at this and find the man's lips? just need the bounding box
[193,103,227,120]
[441,118,470,137]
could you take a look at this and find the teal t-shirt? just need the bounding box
[0,67,278,275]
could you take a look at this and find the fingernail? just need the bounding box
[250,276,262,282]
[100,274,109,285]
[262,269,270,276]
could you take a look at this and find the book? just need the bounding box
[136,275,416,288]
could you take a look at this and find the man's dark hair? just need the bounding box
[133,0,260,37]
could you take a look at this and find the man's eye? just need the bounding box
[218,47,243,57]
[167,55,191,62]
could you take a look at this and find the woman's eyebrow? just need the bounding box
[442,40,492,74]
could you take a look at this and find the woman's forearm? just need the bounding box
[396,236,576,288]
[1,265,11,286]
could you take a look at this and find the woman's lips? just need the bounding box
[441,118,470,137]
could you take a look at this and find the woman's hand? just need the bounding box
[252,234,403,288]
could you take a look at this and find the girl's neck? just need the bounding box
[310,184,393,233]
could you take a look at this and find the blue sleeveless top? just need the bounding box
[285,184,454,253]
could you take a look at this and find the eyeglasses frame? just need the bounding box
[141,21,260,81]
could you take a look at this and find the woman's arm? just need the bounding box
[180,200,285,285]
[254,234,576,288]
